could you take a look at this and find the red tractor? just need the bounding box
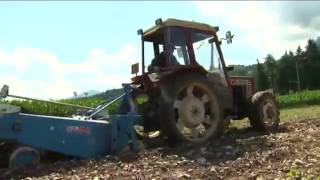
[130,18,279,144]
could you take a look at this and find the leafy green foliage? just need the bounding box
[6,95,121,117]
[287,165,318,180]
[287,166,298,178]
[277,90,320,108]
[230,38,320,95]
[92,88,123,101]
[276,51,297,94]
[255,59,270,91]
[228,65,249,76]
[264,54,278,91]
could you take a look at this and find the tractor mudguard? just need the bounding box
[158,65,207,82]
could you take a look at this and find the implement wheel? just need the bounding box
[161,73,223,144]
[249,91,280,132]
[9,146,40,169]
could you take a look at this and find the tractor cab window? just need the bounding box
[192,32,215,71]
[144,41,163,69]
[191,31,228,85]
[144,41,158,69]
[172,45,190,65]
[209,43,228,85]
[192,33,225,70]
[165,27,190,65]
[210,45,228,85]
[209,43,224,74]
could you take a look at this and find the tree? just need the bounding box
[228,65,248,76]
[73,91,77,99]
[277,51,292,94]
[295,46,303,100]
[296,45,302,57]
[303,39,320,89]
[264,54,278,92]
[305,39,319,59]
[255,59,269,91]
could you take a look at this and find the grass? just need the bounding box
[280,105,320,123]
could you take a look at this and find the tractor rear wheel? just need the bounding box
[249,91,279,132]
[160,74,224,144]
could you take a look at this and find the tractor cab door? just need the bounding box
[191,33,229,87]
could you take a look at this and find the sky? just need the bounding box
[0,1,319,99]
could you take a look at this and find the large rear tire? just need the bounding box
[160,74,224,144]
[249,91,280,132]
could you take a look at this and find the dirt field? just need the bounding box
[3,117,320,180]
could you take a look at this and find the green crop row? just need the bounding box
[277,90,320,108]
[1,97,120,117]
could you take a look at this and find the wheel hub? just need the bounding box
[178,96,205,128]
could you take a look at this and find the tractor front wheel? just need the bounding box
[249,91,280,132]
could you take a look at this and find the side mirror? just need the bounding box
[226,31,234,44]
[176,48,183,58]
[226,66,234,71]
[131,63,139,75]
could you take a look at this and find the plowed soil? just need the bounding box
[2,118,320,180]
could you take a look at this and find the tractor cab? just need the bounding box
[132,18,233,89]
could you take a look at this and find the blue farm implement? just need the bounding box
[0,84,142,169]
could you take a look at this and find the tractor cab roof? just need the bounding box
[142,18,219,44]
